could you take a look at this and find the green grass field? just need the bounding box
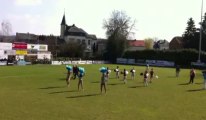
[0,64,206,120]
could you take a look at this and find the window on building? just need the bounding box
[88,40,90,45]
[82,39,85,44]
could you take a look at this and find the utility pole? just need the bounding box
[198,0,204,63]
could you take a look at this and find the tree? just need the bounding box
[144,38,154,49]
[103,10,135,63]
[183,18,198,49]
[58,41,85,58]
[0,20,12,36]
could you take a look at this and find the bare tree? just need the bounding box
[1,20,12,36]
[103,10,136,63]
[103,10,136,38]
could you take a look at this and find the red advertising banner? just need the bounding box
[12,42,27,49]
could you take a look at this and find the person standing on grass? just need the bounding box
[146,63,149,70]
[176,65,180,77]
[114,66,120,79]
[72,65,79,80]
[202,71,206,89]
[189,68,196,84]
[78,67,85,91]
[105,67,111,82]
[149,68,154,83]
[143,70,149,86]
[130,67,135,80]
[66,65,72,87]
[122,69,128,84]
[100,73,107,94]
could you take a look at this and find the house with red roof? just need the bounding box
[127,40,145,51]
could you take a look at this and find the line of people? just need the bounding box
[66,65,157,94]
[66,65,206,94]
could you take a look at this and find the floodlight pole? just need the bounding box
[198,0,204,63]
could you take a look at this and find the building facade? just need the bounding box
[60,14,97,57]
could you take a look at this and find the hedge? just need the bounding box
[123,49,206,66]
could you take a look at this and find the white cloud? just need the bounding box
[14,0,42,6]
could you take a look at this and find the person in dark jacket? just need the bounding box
[72,65,79,80]
[189,68,196,84]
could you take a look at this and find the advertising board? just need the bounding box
[37,51,51,60]
[116,58,127,64]
[0,42,12,50]
[27,44,39,50]
[16,50,27,55]
[4,50,16,55]
[12,42,27,49]
[39,45,48,51]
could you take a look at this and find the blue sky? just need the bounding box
[0,0,205,41]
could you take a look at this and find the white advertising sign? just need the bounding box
[0,50,8,59]
[0,50,4,55]
[0,61,7,65]
[37,52,51,60]
[39,45,48,51]
[27,44,39,50]
[4,50,16,55]
[0,42,12,50]
[16,55,24,60]
[27,44,48,51]
[0,55,8,59]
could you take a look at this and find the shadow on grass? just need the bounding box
[187,88,205,92]
[39,86,65,89]
[195,82,203,85]
[178,83,190,85]
[49,90,77,94]
[59,78,77,81]
[108,83,124,86]
[66,93,100,98]
[91,81,100,83]
[128,85,145,88]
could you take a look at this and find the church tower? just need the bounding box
[60,13,66,38]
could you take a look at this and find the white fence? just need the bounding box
[51,60,109,65]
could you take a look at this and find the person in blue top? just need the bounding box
[78,67,85,91]
[202,71,206,89]
[66,65,72,87]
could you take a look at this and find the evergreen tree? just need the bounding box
[183,18,198,49]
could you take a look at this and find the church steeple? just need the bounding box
[61,12,66,25]
[60,11,66,38]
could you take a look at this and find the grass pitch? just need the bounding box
[0,64,206,120]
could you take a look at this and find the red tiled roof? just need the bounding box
[128,40,145,47]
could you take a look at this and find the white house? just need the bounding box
[60,13,97,57]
